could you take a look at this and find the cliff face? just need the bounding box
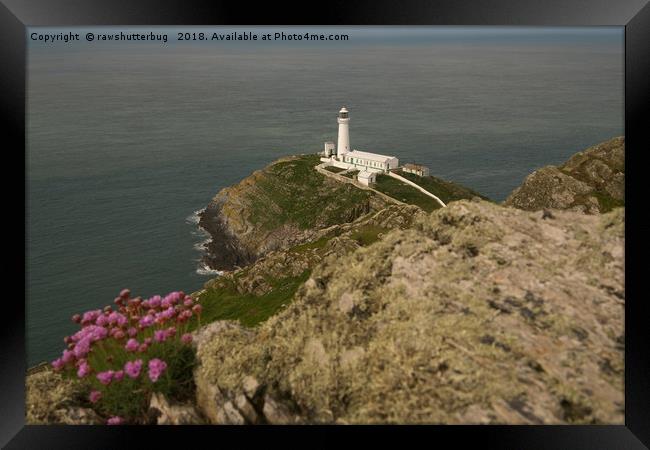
[504,137,624,213]
[194,200,624,424]
[199,154,388,271]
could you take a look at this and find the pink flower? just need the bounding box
[125,338,139,352]
[127,327,137,337]
[61,349,75,364]
[183,298,193,307]
[96,370,114,385]
[166,326,177,337]
[138,343,148,353]
[192,304,203,315]
[181,333,192,345]
[71,314,81,323]
[81,309,101,325]
[51,358,64,371]
[96,315,109,327]
[107,416,124,425]
[149,295,162,309]
[124,359,143,379]
[73,337,91,358]
[113,370,124,382]
[148,358,167,382]
[88,390,102,403]
[154,330,167,343]
[77,360,91,378]
[161,306,176,320]
[119,288,131,299]
[139,315,154,328]
[113,330,125,340]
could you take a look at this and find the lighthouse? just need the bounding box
[337,107,350,159]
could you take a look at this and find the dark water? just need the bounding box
[27,27,623,365]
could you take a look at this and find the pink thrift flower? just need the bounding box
[149,295,162,309]
[73,337,91,358]
[181,333,192,345]
[125,338,139,352]
[119,288,131,299]
[154,330,167,343]
[144,337,153,345]
[71,314,81,323]
[51,358,64,371]
[96,370,114,385]
[192,304,203,315]
[148,358,167,383]
[116,314,128,327]
[113,370,125,382]
[124,359,143,379]
[107,416,124,425]
[138,343,149,353]
[113,330,125,340]
[61,349,75,364]
[127,327,137,337]
[139,315,154,328]
[77,360,91,378]
[183,298,193,307]
[88,390,102,403]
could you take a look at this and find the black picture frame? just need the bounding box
[3,0,648,448]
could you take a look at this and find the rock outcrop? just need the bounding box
[26,366,98,425]
[199,155,388,271]
[504,137,624,213]
[193,200,624,424]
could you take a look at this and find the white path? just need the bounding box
[387,171,447,208]
[314,163,405,206]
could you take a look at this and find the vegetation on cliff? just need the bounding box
[199,154,388,271]
[29,144,625,425]
[505,136,624,213]
[194,200,624,424]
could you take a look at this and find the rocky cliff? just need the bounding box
[199,154,388,271]
[193,200,624,424]
[29,149,625,425]
[504,137,624,213]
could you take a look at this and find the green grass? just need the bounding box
[393,170,490,204]
[198,271,311,328]
[324,166,346,174]
[591,190,625,213]
[374,174,442,213]
[350,224,388,246]
[289,236,331,254]
[246,155,375,230]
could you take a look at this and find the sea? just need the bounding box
[26,27,623,366]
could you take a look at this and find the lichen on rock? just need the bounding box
[193,200,624,424]
[504,136,624,213]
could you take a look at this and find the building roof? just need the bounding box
[357,170,375,179]
[403,163,428,170]
[346,150,397,163]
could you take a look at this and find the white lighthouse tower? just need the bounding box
[336,106,350,159]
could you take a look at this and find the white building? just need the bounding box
[343,150,399,173]
[402,163,430,177]
[323,141,335,157]
[357,170,377,186]
[321,107,399,179]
